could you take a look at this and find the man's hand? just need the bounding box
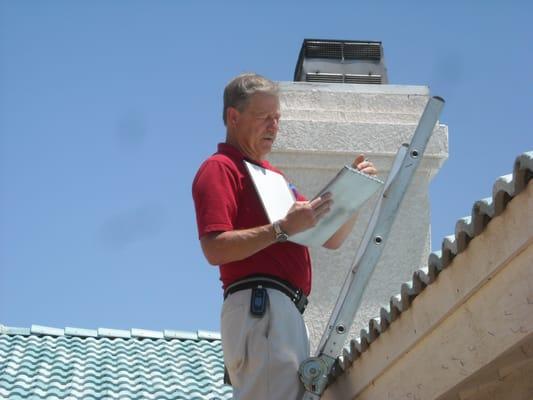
[352,154,377,176]
[279,193,333,236]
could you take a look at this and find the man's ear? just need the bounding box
[227,107,239,128]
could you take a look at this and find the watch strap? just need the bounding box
[273,220,289,242]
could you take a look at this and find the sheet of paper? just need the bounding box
[244,161,295,223]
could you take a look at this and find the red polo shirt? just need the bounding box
[192,143,312,295]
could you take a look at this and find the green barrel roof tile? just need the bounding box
[97,327,132,338]
[131,328,165,339]
[163,329,198,340]
[64,327,98,337]
[1,326,31,336]
[198,330,222,340]
[30,325,64,336]
[0,325,233,400]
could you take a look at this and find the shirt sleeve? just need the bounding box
[192,159,239,238]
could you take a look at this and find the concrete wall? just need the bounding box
[270,82,448,351]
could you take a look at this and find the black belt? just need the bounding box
[224,275,308,314]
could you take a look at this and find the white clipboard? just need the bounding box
[244,160,384,247]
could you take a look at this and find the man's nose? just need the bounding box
[268,117,279,130]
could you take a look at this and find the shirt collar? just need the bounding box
[217,142,269,168]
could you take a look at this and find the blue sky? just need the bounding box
[1,1,531,333]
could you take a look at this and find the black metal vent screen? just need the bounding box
[343,43,381,60]
[344,74,382,84]
[306,73,344,83]
[305,41,343,59]
[303,40,381,61]
[294,38,388,84]
[306,73,382,84]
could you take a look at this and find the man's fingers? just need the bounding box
[309,192,332,208]
[354,157,378,176]
[360,165,377,176]
[314,198,332,212]
[352,154,365,168]
[312,199,333,213]
[353,155,370,170]
[312,198,332,222]
[314,203,331,220]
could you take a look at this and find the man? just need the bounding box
[192,73,376,399]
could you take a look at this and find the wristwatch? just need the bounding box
[273,220,289,242]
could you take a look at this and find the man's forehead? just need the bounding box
[248,93,280,111]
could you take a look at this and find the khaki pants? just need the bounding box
[221,288,310,400]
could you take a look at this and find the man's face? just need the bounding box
[229,92,280,161]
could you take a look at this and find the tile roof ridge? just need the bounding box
[0,323,221,341]
[331,150,532,377]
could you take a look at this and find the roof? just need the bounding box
[0,324,233,400]
[331,151,533,379]
[2,152,531,398]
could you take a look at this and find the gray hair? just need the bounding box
[223,73,279,125]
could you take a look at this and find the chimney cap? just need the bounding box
[293,39,388,84]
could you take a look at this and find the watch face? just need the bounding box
[273,221,288,242]
[277,232,289,242]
